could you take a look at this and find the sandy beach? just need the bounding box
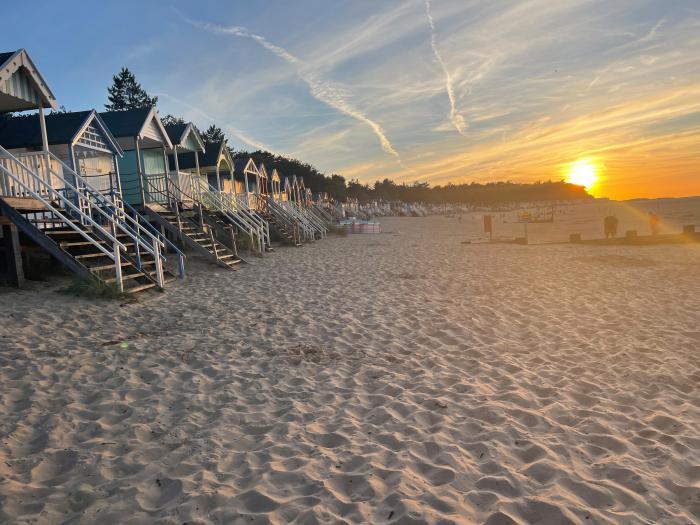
[1,211,699,524]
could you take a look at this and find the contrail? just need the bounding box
[154,91,274,152]
[186,17,407,166]
[425,0,467,135]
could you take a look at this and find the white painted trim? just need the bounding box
[0,49,57,109]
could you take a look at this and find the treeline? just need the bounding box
[105,67,593,205]
[236,150,592,204]
[341,178,593,204]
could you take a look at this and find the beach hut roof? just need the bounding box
[258,163,268,179]
[271,168,280,182]
[233,157,260,176]
[0,109,122,154]
[100,107,172,149]
[164,122,205,152]
[173,140,233,171]
[0,49,57,112]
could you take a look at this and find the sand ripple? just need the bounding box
[1,216,699,523]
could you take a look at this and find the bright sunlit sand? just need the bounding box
[1,210,699,524]
[1,2,700,523]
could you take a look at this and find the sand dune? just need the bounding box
[1,214,699,524]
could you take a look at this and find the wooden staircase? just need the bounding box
[2,201,168,294]
[145,205,242,270]
[260,211,302,246]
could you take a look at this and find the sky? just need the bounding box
[4,0,700,200]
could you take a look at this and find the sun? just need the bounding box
[566,159,598,190]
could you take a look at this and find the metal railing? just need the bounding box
[0,147,137,290]
[0,152,62,199]
[43,151,171,287]
[142,173,244,262]
[256,195,303,245]
[120,199,186,279]
[169,172,269,255]
[281,200,323,241]
[296,201,328,238]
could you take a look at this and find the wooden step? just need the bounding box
[74,251,111,260]
[104,271,147,283]
[46,229,89,236]
[27,217,79,225]
[89,261,131,271]
[126,282,157,294]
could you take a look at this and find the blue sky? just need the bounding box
[4,0,700,198]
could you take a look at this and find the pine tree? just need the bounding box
[201,124,225,143]
[105,67,158,111]
[160,114,185,126]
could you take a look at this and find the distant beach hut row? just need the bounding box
[0,49,331,293]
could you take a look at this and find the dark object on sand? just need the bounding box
[626,230,638,239]
[570,233,582,243]
[683,225,696,235]
[604,215,618,238]
[649,212,660,235]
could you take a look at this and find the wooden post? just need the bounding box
[172,145,180,201]
[194,151,202,202]
[2,221,25,287]
[162,146,171,203]
[113,156,123,199]
[38,107,49,152]
[134,137,146,205]
[38,107,51,189]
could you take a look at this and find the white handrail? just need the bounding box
[0,155,126,289]
[1,147,165,289]
[187,174,269,254]
[41,150,166,253]
[261,195,303,244]
[38,151,166,287]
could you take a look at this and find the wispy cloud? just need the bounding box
[184,17,409,169]
[425,0,466,135]
[154,91,274,151]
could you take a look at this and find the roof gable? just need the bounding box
[99,107,172,148]
[164,122,204,152]
[234,157,260,176]
[74,111,123,155]
[0,110,121,154]
[0,49,57,112]
[172,140,231,171]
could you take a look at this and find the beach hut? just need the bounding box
[164,122,206,201]
[270,168,282,201]
[99,107,173,206]
[98,111,239,269]
[0,110,123,194]
[173,148,270,256]
[233,157,260,206]
[0,50,171,292]
[175,140,235,194]
[257,163,269,197]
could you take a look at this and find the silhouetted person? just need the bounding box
[604,215,618,238]
[649,212,660,236]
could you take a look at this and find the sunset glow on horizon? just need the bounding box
[566,160,599,193]
[6,1,699,200]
